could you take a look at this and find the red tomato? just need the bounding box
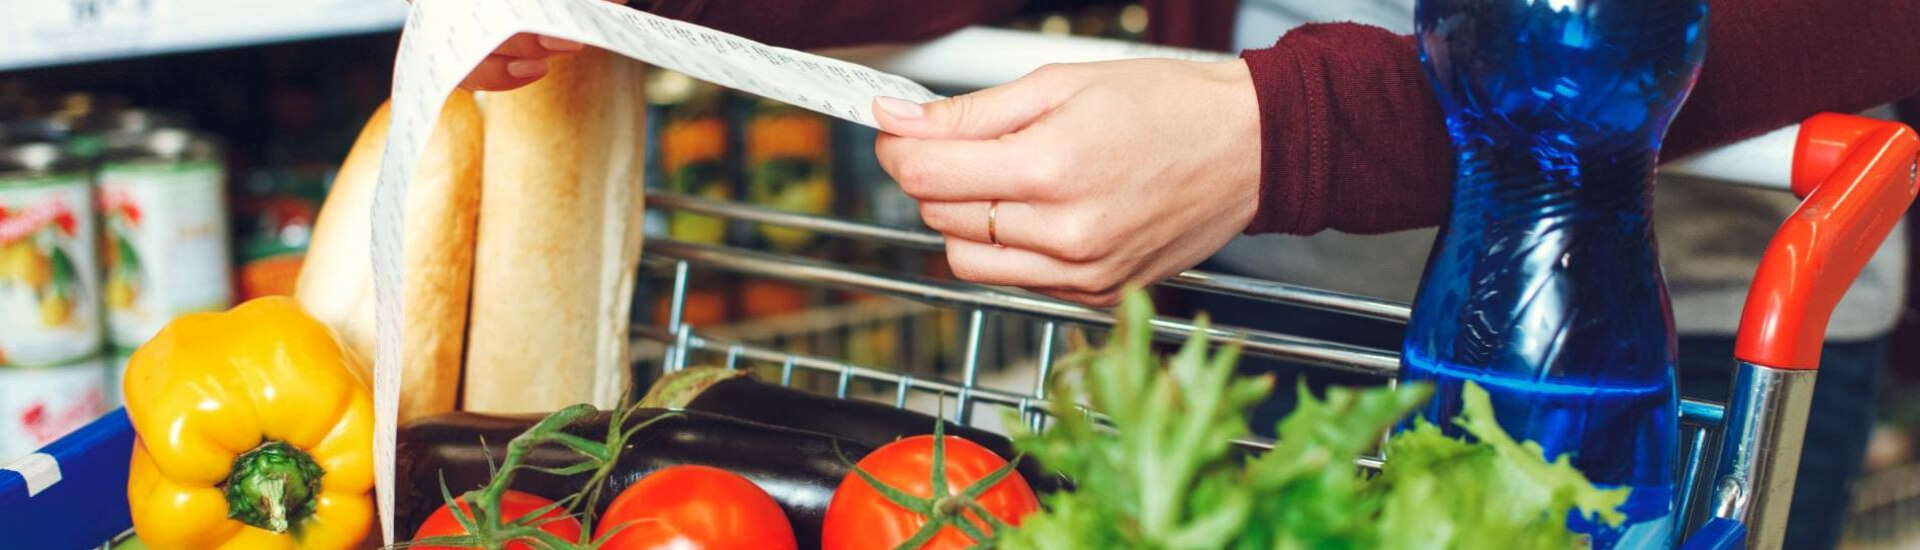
[413,490,584,550]
[595,465,798,550]
[821,435,1039,550]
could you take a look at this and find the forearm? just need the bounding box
[1242,0,1920,236]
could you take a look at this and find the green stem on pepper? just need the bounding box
[225,440,326,534]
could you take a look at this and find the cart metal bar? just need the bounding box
[643,239,1404,376]
[1677,426,1715,536]
[1030,321,1058,432]
[1681,398,1728,427]
[958,309,987,424]
[638,240,1727,428]
[1165,269,1411,323]
[1710,362,1816,549]
[650,191,947,249]
[631,323,1399,466]
[648,191,1413,322]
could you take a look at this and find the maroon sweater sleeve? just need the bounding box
[1242,1,1920,235]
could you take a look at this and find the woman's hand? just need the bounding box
[873,59,1261,306]
[460,34,585,91]
[449,0,622,91]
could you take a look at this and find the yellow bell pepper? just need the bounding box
[124,296,375,550]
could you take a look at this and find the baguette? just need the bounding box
[295,92,482,422]
[462,47,647,413]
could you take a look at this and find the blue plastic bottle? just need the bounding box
[1401,0,1706,547]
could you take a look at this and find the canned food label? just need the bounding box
[0,357,109,462]
[0,175,103,366]
[99,160,233,348]
[746,109,832,252]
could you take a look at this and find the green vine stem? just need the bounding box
[399,401,670,550]
[838,400,1025,550]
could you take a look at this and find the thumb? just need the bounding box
[873,74,1065,140]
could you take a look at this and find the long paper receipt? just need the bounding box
[372,0,943,542]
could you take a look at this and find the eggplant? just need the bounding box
[639,367,1066,493]
[395,408,873,546]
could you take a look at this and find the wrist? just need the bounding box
[1206,58,1263,234]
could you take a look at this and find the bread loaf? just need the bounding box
[295,92,482,421]
[463,47,647,413]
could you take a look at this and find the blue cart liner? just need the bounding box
[1,409,135,549]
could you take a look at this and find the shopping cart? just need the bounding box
[5,27,1916,550]
[633,108,1915,550]
[673,30,1920,549]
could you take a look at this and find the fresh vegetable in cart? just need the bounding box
[393,292,1625,550]
[121,297,373,550]
[397,407,875,547]
[99,269,1629,550]
[595,465,798,550]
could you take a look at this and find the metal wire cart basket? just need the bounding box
[631,92,1920,549]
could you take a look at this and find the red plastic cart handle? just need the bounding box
[1735,113,1920,370]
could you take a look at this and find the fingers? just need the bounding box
[873,65,1092,202]
[461,56,550,91]
[943,237,1102,291]
[459,33,586,91]
[492,33,583,59]
[876,134,1064,202]
[873,64,1077,140]
[943,234,1137,304]
[918,201,1109,263]
[919,201,1017,247]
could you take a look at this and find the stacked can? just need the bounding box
[97,127,234,351]
[0,92,230,461]
[0,141,108,461]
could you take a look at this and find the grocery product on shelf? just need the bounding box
[745,98,833,253]
[464,47,648,413]
[654,74,732,245]
[646,72,737,334]
[232,188,316,301]
[0,142,103,367]
[296,93,481,423]
[0,355,109,462]
[1400,0,1706,547]
[98,127,234,349]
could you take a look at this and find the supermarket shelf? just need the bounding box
[0,0,407,71]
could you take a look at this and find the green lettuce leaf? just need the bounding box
[1003,290,1629,550]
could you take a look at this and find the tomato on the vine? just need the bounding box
[822,434,1039,549]
[412,490,583,550]
[594,465,797,550]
